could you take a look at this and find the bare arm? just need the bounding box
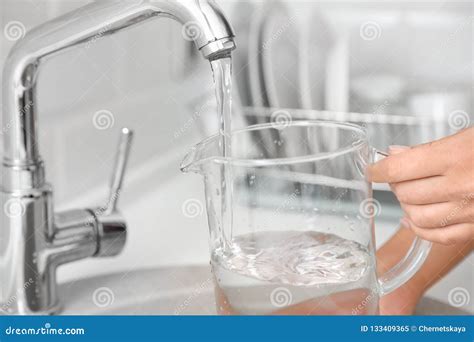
[376,226,472,315]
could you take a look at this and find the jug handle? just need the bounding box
[372,149,432,296]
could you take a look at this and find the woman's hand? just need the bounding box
[368,127,474,245]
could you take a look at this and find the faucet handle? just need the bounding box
[105,127,134,214]
[95,128,134,257]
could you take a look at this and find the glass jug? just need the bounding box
[181,120,431,315]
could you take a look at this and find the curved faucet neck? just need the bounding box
[1,0,235,191]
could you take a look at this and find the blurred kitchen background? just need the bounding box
[0,0,472,312]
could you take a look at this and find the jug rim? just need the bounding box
[181,120,369,171]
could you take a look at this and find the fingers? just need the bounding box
[391,176,452,204]
[367,141,449,183]
[400,201,474,228]
[401,218,474,245]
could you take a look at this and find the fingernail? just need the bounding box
[389,145,409,155]
[400,217,411,229]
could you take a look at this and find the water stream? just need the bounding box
[210,56,234,246]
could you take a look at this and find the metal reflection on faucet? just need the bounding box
[0,0,235,315]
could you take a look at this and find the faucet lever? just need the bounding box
[91,128,133,258]
[106,128,134,214]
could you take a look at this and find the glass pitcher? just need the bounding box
[181,120,431,315]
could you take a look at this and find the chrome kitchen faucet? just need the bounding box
[0,0,235,314]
